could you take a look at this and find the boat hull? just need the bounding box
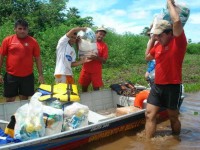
[0,90,168,150]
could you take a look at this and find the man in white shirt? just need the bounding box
[54,27,90,84]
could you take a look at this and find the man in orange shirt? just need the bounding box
[79,27,108,92]
[145,0,187,138]
[0,19,44,102]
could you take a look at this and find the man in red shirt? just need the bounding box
[79,27,108,92]
[145,0,187,138]
[0,19,44,102]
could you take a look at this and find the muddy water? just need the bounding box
[82,92,200,150]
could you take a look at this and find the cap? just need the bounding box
[96,27,107,34]
[151,20,172,35]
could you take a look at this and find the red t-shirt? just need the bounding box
[0,35,40,77]
[150,31,187,84]
[82,41,108,73]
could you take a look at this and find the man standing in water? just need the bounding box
[145,0,187,138]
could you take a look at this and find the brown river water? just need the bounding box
[80,92,200,150]
[0,92,199,150]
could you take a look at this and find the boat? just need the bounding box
[0,89,169,150]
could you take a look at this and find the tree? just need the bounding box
[0,0,93,35]
[65,7,93,27]
[188,39,192,43]
[140,27,150,36]
[66,7,80,18]
[0,0,68,35]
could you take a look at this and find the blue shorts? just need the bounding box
[147,84,182,110]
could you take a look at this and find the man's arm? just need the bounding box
[35,56,44,84]
[66,27,87,38]
[167,0,183,36]
[145,37,156,61]
[0,54,4,83]
[89,54,107,63]
[71,57,91,67]
[89,44,108,64]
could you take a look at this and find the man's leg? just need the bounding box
[167,109,181,135]
[19,95,29,100]
[82,86,88,92]
[4,73,18,102]
[79,71,90,92]
[92,72,102,91]
[93,87,99,91]
[19,74,34,100]
[145,103,160,139]
[6,97,16,102]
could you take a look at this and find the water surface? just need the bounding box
[81,92,200,150]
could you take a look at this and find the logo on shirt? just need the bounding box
[66,55,72,61]
[24,43,29,46]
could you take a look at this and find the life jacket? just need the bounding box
[134,90,150,109]
[38,83,80,102]
[4,115,16,138]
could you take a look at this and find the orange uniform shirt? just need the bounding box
[0,35,40,77]
[150,31,187,84]
[81,41,108,73]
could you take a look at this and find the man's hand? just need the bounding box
[88,54,98,60]
[38,75,44,84]
[87,51,98,60]
[81,56,92,63]
[167,0,175,6]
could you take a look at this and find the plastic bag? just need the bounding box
[63,102,89,131]
[78,39,98,57]
[14,92,45,141]
[43,105,63,136]
[77,28,98,57]
[162,0,190,27]
[78,28,96,43]
[151,0,190,33]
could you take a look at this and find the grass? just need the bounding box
[99,53,200,93]
[0,53,199,102]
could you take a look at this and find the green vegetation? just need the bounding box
[0,0,199,98]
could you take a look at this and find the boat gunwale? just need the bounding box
[0,89,146,149]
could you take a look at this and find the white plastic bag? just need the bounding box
[78,39,98,57]
[77,28,96,43]
[43,105,63,136]
[63,102,89,131]
[14,92,45,141]
[77,28,98,57]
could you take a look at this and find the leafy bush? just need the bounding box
[187,43,200,54]
[1,23,200,97]
[105,31,148,68]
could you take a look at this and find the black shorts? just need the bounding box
[3,73,34,98]
[147,84,182,110]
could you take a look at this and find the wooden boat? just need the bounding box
[0,89,169,150]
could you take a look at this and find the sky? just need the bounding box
[67,0,200,43]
